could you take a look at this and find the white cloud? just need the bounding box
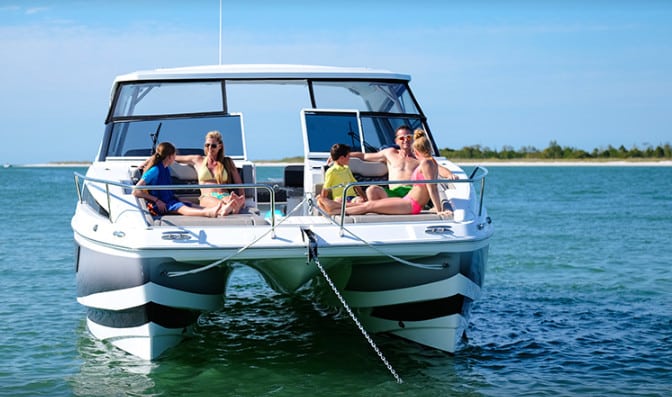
[0,6,19,13]
[25,6,49,15]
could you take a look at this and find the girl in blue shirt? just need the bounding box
[133,142,222,217]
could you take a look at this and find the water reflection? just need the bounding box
[69,267,475,396]
[71,320,159,396]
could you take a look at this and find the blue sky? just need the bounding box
[1,1,670,163]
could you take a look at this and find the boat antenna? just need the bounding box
[150,122,162,154]
[218,0,222,65]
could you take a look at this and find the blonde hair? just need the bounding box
[412,129,432,156]
[204,130,236,184]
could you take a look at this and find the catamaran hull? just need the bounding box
[315,246,487,353]
[75,242,232,359]
[75,232,487,359]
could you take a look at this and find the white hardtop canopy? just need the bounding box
[113,64,412,84]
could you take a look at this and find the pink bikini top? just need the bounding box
[411,165,426,186]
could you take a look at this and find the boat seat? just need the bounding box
[321,157,388,183]
[315,157,388,197]
[345,211,453,223]
[153,213,268,226]
[348,157,388,181]
[321,210,451,223]
[129,162,256,202]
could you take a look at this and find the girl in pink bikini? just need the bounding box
[318,129,451,216]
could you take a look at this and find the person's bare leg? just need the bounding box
[228,192,246,214]
[344,197,412,215]
[319,194,412,216]
[218,200,235,217]
[199,195,221,208]
[366,185,387,201]
[204,202,223,217]
[177,201,222,217]
[317,196,343,215]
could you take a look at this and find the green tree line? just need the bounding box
[439,141,672,160]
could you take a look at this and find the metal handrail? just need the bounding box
[73,172,279,226]
[335,166,489,229]
[74,165,488,229]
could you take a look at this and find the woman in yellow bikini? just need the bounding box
[175,130,246,216]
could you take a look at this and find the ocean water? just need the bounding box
[0,165,670,396]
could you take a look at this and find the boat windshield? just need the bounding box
[302,110,426,156]
[113,82,224,117]
[111,80,418,117]
[104,78,429,160]
[311,81,419,114]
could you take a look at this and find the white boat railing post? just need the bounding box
[73,173,83,203]
[104,183,113,223]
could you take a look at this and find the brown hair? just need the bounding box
[330,143,351,160]
[144,142,175,174]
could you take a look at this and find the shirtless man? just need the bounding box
[349,125,458,200]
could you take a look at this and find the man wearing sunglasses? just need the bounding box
[349,125,457,200]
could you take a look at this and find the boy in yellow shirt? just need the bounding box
[321,143,366,203]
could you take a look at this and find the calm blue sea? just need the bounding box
[0,165,670,396]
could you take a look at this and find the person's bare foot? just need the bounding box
[205,201,223,218]
[217,201,235,217]
[229,192,246,214]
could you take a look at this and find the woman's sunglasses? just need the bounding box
[204,143,220,148]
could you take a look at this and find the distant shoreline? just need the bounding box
[5,159,672,168]
[455,160,672,167]
[9,162,91,168]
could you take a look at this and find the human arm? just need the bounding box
[321,167,338,198]
[174,154,203,167]
[229,165,244,196]
[132,172,167,213]
[354,185,367,201]
[347,170,367,201]
[349,150,388,163]
[422,160,445,214]
[437,164,458,180]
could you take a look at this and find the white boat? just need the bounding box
[71,64,493,361]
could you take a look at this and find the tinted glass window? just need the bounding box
[113,82,223,117]
[106,115,245,158]
[303,111,361,154]
[312,81,418,114]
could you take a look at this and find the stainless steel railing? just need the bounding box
[333,166,489,229]
[73,172,279,226]
[74,165,488,230]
